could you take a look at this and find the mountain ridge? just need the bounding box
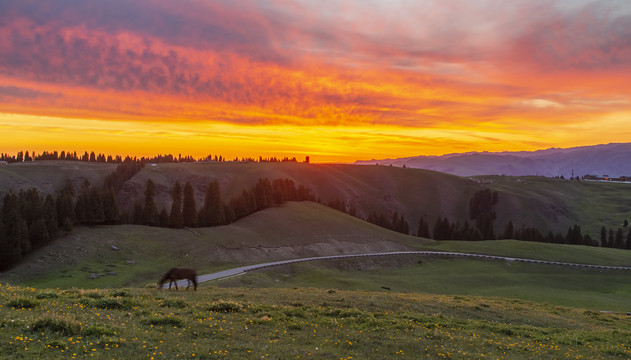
[354,142,631,177]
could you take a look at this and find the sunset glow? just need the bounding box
[1,1,630,162]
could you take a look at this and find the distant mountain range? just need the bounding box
[354,143,631,178]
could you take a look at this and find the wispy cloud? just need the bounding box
[0,0,630,160]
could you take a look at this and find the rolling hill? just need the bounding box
[0,202,423,288]
[2,159,631,239]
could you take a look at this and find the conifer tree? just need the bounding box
[417,215,431,238]
[102,187,119,224]
[56,180,75,226]
[158,207,169,227]
[614,228,625,249]
[600,226,607,247]
[170,181,184,228]
[143,179,158,226]
[182,182,197,227]
[43,194,58,238]
[502,220,515,239]
[200,180,225,226]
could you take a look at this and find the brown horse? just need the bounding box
[159,268,197,290]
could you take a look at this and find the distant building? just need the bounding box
[0,161,7,166]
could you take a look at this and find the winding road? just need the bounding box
[174,251,631,288]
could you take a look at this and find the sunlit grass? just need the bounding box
[1,284,630,359]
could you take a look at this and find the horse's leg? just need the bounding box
[174,280,179,290]
[168,280,173,289]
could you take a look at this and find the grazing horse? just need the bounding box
[159,268,197,290]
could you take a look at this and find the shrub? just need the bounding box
[7,298,38,309]
[30,318,80,336]
[141,316,184,327]
[83,325,116,337]
[36,292,59,299]
[159,299,186,308]
[110,290,132,298]
[92,298,131,310]
[206,300,244,313]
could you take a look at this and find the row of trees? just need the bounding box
[322,187,631,250]
[0,188,74,269]
[1,151,310,164]
[127,177,315,229]
[0,151,197,164]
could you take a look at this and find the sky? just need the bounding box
[1,0,630,163]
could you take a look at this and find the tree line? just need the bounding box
[0,151,197,164]
[128,177,315,228]
[323,188,631,250]
[1,150,309,164]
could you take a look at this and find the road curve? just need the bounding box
[171,251,631,288]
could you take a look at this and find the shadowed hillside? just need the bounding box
[2,160,631,241]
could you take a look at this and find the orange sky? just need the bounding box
[1,0,630,162]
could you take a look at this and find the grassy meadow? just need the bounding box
[3,161,631,358]
[2,284,631,359]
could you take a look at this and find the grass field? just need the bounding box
[222,257,631,312]
[2,285,630,359]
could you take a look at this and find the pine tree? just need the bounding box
[182,182,197,227]
[608,229,615,248]
[417,215,430,238]
[614,228,625,249]
[0,216,9,270]
[75,180,90,224]
[600,226,607,247]
[56,180,75,226]
[169,181,183,228]
[43,194,58,239]
[502,220,515,239]
[254,178,273,210]
[143,179,158,226]
[87,186,105,224]
[200,180,225,226]
[102,188,119,224]
[158,207,169,227]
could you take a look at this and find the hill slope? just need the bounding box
[2,160,631,238]
[0,202,424,288]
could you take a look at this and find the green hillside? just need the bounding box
[2,160,631,239]
[0,202,424,288]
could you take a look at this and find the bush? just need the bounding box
[141,316,184,327]
[90,298,132,310]
[110,290,132,298]
[159,299,186,308]
[36,292,59,299]
[83,324,116,337]
[7,298,38,309]
[206,300,244,313]
[30,318,80,336]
